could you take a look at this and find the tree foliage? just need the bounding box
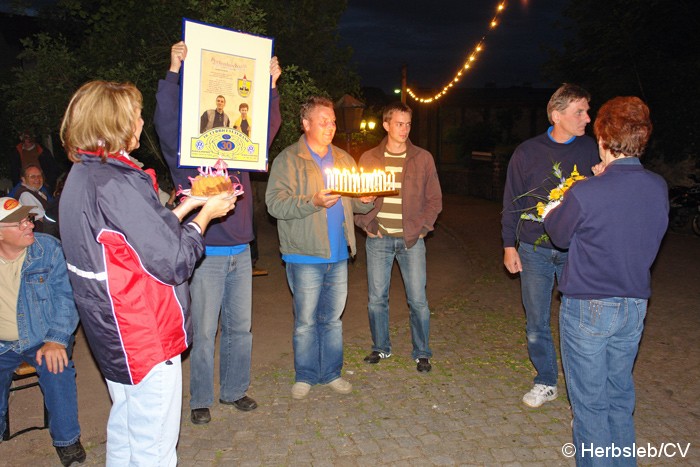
[1,0,359,177]
[544,0,700,161]
[256,0,359,99]
[5,33,87,137]
[270,64,327,157]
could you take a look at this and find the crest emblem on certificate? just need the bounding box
[237,76,252,97]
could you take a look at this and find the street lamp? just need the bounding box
[335,94,365,152]
[360,119,376,132]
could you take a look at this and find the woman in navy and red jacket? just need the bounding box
[59,80,235,465]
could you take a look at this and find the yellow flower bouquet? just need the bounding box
[518,162,586,246]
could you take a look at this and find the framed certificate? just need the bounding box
[179,18,273,171]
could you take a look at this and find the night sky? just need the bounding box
[1,0,567,93]
[338,0,566,93]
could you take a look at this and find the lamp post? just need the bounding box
[335,94,365,153]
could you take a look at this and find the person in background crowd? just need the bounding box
[13,164,51,232]
[11,132,61,193]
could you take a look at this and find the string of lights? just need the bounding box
[406,2,507,104]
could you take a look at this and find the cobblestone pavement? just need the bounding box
[2,195,699,466]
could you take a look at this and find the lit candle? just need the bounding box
[325,169,332,189]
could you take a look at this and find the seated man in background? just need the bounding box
[0,198,85,466]
[13,164,51,232]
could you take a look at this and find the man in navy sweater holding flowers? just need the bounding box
[501,83,600,408]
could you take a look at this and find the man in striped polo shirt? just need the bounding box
[355,102,443,373]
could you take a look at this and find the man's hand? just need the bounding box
[170,41,188,73]
[312,189,341,208]
[359,195,376,204]
[504,247,522,274]
[270,56,281,89]
[366,229,383,239]
[36,342,69,374]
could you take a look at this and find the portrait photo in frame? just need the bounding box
[179,18,273,171]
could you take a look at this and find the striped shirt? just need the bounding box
[377,150,406,237]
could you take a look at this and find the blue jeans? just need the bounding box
[366,236,432,360]
[106,355,181,466]
[518,242,566,387]
[285,261,347,385]
[560,297,646,467]
[0,338,80,446]
[189,248,252,409]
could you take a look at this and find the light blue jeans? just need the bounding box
[0,338,80,446]
[189,248,252,409]
[285,261,347,385]
[518,242,566,387]
[560,296,646,467]
[366,236,432,360]
[105,355,182,467]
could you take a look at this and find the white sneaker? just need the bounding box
[326,377,352,394]
[522,384,557,407]
[291,382,311,400]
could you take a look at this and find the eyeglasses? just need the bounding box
[0,217,35,230]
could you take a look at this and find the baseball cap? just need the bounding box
[0,197,34,223]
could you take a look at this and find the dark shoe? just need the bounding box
[363,350,392,364]
[190,408,211,425]
[220,395,258,411]
[416,358,432,373]
[55,440,86,466]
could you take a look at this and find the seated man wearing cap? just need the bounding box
[0,198,85,466]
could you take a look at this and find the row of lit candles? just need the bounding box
[324,168,396,193]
